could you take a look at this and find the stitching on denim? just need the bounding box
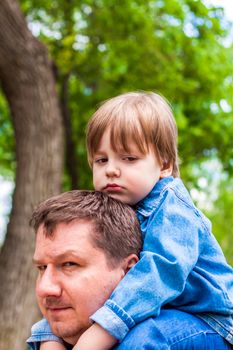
[106,300,135,329]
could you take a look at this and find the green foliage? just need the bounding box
[0,0,232,258]
[207,176,233,266]
[0,92,15,179]
[184,158,233,265]
[20,0,233,181]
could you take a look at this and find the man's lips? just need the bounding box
[47,306,69,310]
[46,306,72,315]
[45,299,71,311]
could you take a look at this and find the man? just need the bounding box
[27,190,141,349]
[27,190,232,350]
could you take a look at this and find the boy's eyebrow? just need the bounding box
[93,149,106,156]
[94,149,104,153]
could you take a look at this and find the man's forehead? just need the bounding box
[34,220,96,258]
[37,219,94,236]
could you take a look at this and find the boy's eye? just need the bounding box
[123,156,137,161]
[94,157,108,163]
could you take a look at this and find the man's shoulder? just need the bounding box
[114,317,156,350]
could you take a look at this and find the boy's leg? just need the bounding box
[116,309,232,350]
[26,318,64,350]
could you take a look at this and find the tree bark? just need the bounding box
[0,1,64,349]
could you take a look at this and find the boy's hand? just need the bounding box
[40,341,67,350]
[73,323,117,350]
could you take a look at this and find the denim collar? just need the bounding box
[135,176,174,217]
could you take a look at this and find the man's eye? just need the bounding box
[37,265,47,272]
[63,262,78,268]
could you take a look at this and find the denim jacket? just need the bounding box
[91,177,233,343]
[27,177,233,347]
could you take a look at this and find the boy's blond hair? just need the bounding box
[86,91,179,177]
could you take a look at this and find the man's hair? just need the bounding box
[30,190,142,267]
[86,91,179,177]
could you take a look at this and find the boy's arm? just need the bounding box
[40,341,67,350]
[89,193,201,342]
[73,323,117,350]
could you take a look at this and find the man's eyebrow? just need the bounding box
[55,250,84,260]
[32,250,85,265]
[32,257,42,265]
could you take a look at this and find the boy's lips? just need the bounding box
[104,184,124,191]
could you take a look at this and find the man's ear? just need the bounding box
[122,254,139,274]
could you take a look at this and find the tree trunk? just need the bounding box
[0,1,64,349]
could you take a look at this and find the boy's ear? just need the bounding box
[122,254,139,274]
[160,161,173,178]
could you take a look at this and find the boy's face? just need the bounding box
[92,127,170,205]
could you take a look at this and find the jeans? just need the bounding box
[115,309,232,350]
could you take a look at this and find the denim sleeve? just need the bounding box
[26,318,64,349]
[91,192,203,341]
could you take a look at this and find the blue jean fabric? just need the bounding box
[115,309,232,350]
[27,310,232,350]
[27,318,63,350]
[91,177,233,343]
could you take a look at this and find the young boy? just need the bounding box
[28,92,233,349]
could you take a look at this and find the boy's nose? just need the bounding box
[105,162,120,178]
[36,267,62,299]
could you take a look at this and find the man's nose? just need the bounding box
[105,161,120,178]
[36,266,62,299]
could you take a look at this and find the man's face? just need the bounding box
[33,220,125,345]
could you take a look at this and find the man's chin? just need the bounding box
[50,321,84,345]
